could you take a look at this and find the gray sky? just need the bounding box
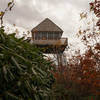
[1,0,95,53]
[0,0,91,33]
[0,0,93,50]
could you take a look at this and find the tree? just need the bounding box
[0,25,55,100]
[0,1,55,100]
[0,0,14,27]
[90,0,100,29]
[52,0,100,100]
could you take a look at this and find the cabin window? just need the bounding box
[33,32,61,40]
[34,33,40,40]
[47,32,48,40]
[48,33,54,40]
[58,33,61,39]
[39,33,42,39]
[54,33,58,40]
[55,33,61,39]
[35,33,38,40]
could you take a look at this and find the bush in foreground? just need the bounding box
[0,27,54,100]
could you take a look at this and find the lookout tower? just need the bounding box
[31,18,68,66]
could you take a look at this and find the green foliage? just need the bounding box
[0,27,55,100]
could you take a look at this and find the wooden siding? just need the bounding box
[31,38,67,46]
[32,32,62,40]
[32,18,63,32]
[31,38,68,53]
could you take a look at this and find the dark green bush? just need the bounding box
[0,27,55,100]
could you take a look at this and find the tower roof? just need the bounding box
[31,18,63,33]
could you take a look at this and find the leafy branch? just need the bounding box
[0,0,14,27]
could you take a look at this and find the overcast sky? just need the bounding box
[0,0,91,32]
[0,0,92,50]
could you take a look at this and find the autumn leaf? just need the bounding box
[78,30,82,35]
[8,2,12,7]
[0,12,4,16]
[87,22,90,25]
[80,12,87,20]
[89,2,94,11]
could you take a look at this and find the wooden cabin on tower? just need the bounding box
[31,18,68,65]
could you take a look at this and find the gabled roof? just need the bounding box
[31,18,63,33]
